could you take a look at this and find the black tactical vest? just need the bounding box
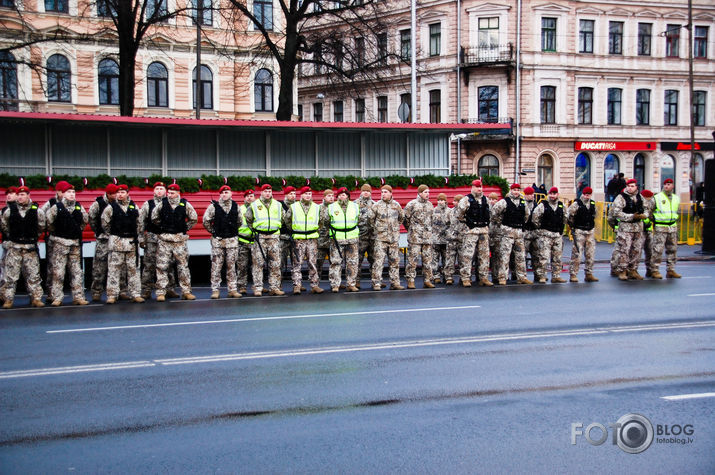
[92,196,109,237]
[53,202,84,240]
[524,202,537,231]
[146,199,163,235]
[8,202,39,244]
[541,201,565,234]
[212,200,239,238]
[620,192,644,214]
[159,198,187,234]
[465,194,490,229]
[109,201,139,238]
[502,198,526,229]
[573,199,596,231]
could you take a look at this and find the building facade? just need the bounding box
[297,0,715,201]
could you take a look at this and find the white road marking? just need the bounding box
[661,392,715,401]
[682,276,712,279]
[3,320,712,379]
[46,305,482,334]
[688,293,715,297]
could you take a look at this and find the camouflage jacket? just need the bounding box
[453,192,489,235]
[202,198,240,249]
[150,196,198,242]
[404,196,433,244]
[101,198,140,252]
[431,202,450,245]
[88,194,111,240]
[447,208,468,242]
[138,196,162,245]
[532,199,569,235]
[1,201,46,250]
[46,198,89,247]
[369,198,404,244]
[610,191,645,233]
[354,196,375,241]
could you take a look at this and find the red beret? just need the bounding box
[117,184,128,191]
[153,181,166,189]
[283,186,296,194]
[299,186,311,194]
[105,184,119,194]
[472,179,482,187]
[510,183,521,190]
[663,178,674,184]
[582,187,593,194]
[244,189,254,196]
[626,179,637,185]
[167,184,180,191]
[641,189,654,198]
[549,187,559,194]
[16,186,30,194]
[57,181,74,193]
[260,184,272,191]
[523,187,534,195]
[218,185,231,193]
[6,186,18,194]
[55,180,70,192]
[336,187,349,196]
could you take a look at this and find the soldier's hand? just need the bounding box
[139,242,146,249]
[632,213,646,221]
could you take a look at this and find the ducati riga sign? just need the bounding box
[574,141,656,151]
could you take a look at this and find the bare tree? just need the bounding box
[227,0,406,121]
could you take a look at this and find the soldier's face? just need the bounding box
[64,189,75,201]
[524,193,534,202]
[419,189,429,200]
[116,190,128,201]
[245,194,255,204]
[510,189,521,198]
[17,192,29,205]
[361,190,371,199]
[285,191,296,201]
[154,186,166,198]
[338,192,348,202]
[302,191,312,202]
[106,192,117,202]
[324,194,335,204]
[438,199,446,207]
[220,190,232,201]
[582,193,592,200]
[663,182,674,192]
[626,183,638,194]
[168,189,179,199]
[261,189,272,200]
[488,198,498,206]
[381,189,392,201]
[471,185,482,195]
[548,191,558,200]
[5,192,17,203]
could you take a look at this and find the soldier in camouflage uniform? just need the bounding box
[45,182,89,306]
[431,193,449,284]
[610,179,647,281]
[650,179,681,279]
[531,187,568,284]
[607,201,622,277]
[453,180,493,287]
[244,184,284,296]
[567,186,598,283]
[355,183,375,283]
[88,183,118,301]
[522,187,538,274]
[0,186,18,299]
[316,189,335,281]
[138,182,178,299]
[203,185,242,299]
[403,185,435,289]
[1,186,45,308]
[640,190,656,278]
[282,186,324,295]
[151,183,198,301]
[280,186,297,276]
[443,194,466,285]
[320,187,360,292]
[487,192,501,282]
[236,189,256,294]
[41,182,67,292]
[100,184,144,303]
[369,185,405,291]
[490,184,532,285]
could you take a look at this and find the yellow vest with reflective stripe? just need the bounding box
[329,201,360,241]
[238,204,254,243]
[653,192,680,229]
[250,199,282,234]
[290,201,319,239]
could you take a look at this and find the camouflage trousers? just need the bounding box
[49,241,84,302]
[252,237,282,292]
[142,241,176,294]
[91,238,109,296]
[523,231,538,267]
[405,243,434,282]
[236,242,253,290]
[459,233,490,281]
[2,247,43,302]
[642,231,654,273]
[280,238,293,273]
[0,243,7,290]
[156,240,191,296]
[211,246,238,293]
[372,240,401,286]
[569,229,596,276]
[534,230,563,279]
[357,238,374,276]
[329,240,358,288]
[44,239,54,291]
[615,231,644,273]
[317,247,330,279]
[489,232,500,279]
[107,250,141,299]
[650,229,678,273]
[292,239,320,288]
[497,228,527,281]
[431,243,447,281]
[443,240,462,280]
[610,232,622,273]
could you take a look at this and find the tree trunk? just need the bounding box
[276,25,299,121]
[118,42,137,117]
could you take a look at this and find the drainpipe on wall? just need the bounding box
[411,0,417,124]
[456,0,461,175]
[515,0,522,183]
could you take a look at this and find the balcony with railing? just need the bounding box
[461,44,514,67]
[457,117,513,141]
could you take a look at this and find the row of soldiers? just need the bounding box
[0,176,681,308]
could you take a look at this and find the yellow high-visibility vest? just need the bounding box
[290,201,319,239]
[328,201,360,241]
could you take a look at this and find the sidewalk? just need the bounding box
[562,240,715,264]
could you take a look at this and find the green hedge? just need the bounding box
[0,173,510,197]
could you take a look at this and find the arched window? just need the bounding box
[47,54,71,103]
[0,51,18,111]
[254,68,273,112]
[661,155,676,190]
[98,58,119,105]
[478,154,499,177]
[604,153,620,192]
[634,153,646,191]
[147,62,168,107]
[537,154,553,189]
[192,65,213,110]
[575,153,590,197]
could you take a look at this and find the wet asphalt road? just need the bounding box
[1,261,714,473]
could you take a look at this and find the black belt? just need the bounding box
[330,224,358,233]
[655,220,677,226]
[291,229,319,235]
[254,229,280,235]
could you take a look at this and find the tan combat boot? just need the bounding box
[585,274,599,282]
[106,296,117,304]
[182,292,197,300]
[210,290,220,299]
[73,298,89,305]
[311,286,324,294]
[434,277,442,284]
[552,276,567,284]
[133,297,145,303]
[569,275,579,283]
[31,299,45,308]
[627,269,644,280]
[269,289,285,296]
[239,287,248,295]
[51,300,62,307]
[392,283,405,290]
[372,284,381,291]
[478,278,493,287]
[518,277,533,284]
[666,270,682,279]
[424,281,435,288]
[407,280,416,289]
[2,300,12,309]
[650,271,663,279]
[347,285,359,292]
[616,271,628,281]
[253,290,262,297]
[228,291,242,298]
[461,280,472,287]
[156,295,166,302]
[293,286,301,295]
[166,289,180,298]
[445,278,454,285]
